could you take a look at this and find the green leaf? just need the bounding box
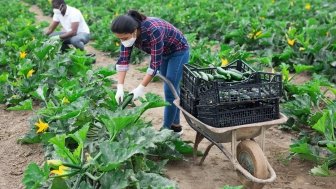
[290,138,320,162]
[311,163,330,176]
[68,123,90,160]
[100,169,135,189]
[79,182,95,189]
[35,45,54,60]
[137,171,178,189]
[36,84,48,102]
[173,140,195,155]
[7,98,33,111]
[100,115,138,139]
[99,140,146,172]
[293,64,315,74]
[49,134,80,165]
[280,63,290,81]
[17,129,41,144]
[0,72,9,83]
[22,163,49,189]
[51,177,70,189]
[94,66,116,77]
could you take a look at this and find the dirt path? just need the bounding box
[0,3,334,189]
[0,105,44,189]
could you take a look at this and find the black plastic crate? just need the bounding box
[197,99,280,128]
[181,59,282,105]
[198,72,282,105]
[180,87,198,116]
[181,59,256,99]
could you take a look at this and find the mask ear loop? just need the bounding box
[59,4,64,12]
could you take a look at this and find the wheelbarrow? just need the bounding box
[157,74,288,189]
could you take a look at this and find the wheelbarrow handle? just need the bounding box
[156,73,180,100]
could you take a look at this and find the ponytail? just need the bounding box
[127,10,147,24]
[111,10,147,34]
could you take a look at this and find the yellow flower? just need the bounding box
[221,58,229,67]
[20,51,27,59]
[168,3,172,7]
[115,42,120,47]
[259,16,265,20]
[35,119,49,133]
[272,0,275,3]
[50,165,70,176]
[255,31,262,38]
[62,97,70,104]
[114,11,119,16]
[326,32,330,37]
[305,3,311,11]
[299,47,305,51]
[48,0,51,4]
[27,69,35,78]
[290,1,294,6]
[287,39,295,46]
[47,160,63,167]
[247,33,253,39]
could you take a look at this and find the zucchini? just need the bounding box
[214,74,227,80]
[206,73,214,81]
[199,71,209,81]
[192,71,201,78]
[216,67,231,79]
[120,94,134,109]
[225,70,243,81]
[228,68,243,75]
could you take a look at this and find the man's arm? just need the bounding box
[45,21,60,35]
[60,22,79,40]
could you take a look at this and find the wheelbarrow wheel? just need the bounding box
[236,140,268,189]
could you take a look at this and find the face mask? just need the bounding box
[53,4,63,15]
[53,9,61,14]
[121,31,137,47]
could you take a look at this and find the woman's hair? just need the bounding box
[111,10,147,34]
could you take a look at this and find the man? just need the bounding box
[45,0,90,52]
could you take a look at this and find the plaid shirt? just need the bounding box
[116,17,189,75]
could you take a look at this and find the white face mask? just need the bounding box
[53,9,61,14]
[53,4,63,15]
[121,31,137,47]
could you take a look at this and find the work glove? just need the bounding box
[50,35,60,40]
[115,84,124,104]
[131,84,145,101]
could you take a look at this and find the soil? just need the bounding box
[0,3,334,189]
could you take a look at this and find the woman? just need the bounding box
[111,10,189,134]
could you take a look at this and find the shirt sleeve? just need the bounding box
[70,10,81,23]
[147,28,164,76]
[116,45,133,72]
[52,14,60,22]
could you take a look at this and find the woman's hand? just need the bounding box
[115,84,124,104]
[131,84,145,101]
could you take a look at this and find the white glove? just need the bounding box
[50,35,60,40]
[131,84,145,101]
[115,84,124,104]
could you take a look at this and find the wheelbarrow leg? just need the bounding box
[199,143,214,165]
[193,131,204,163]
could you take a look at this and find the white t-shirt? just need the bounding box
[53,5,90,34]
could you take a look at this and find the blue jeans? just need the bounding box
[49,32,90,51]
[160,49,189,129]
